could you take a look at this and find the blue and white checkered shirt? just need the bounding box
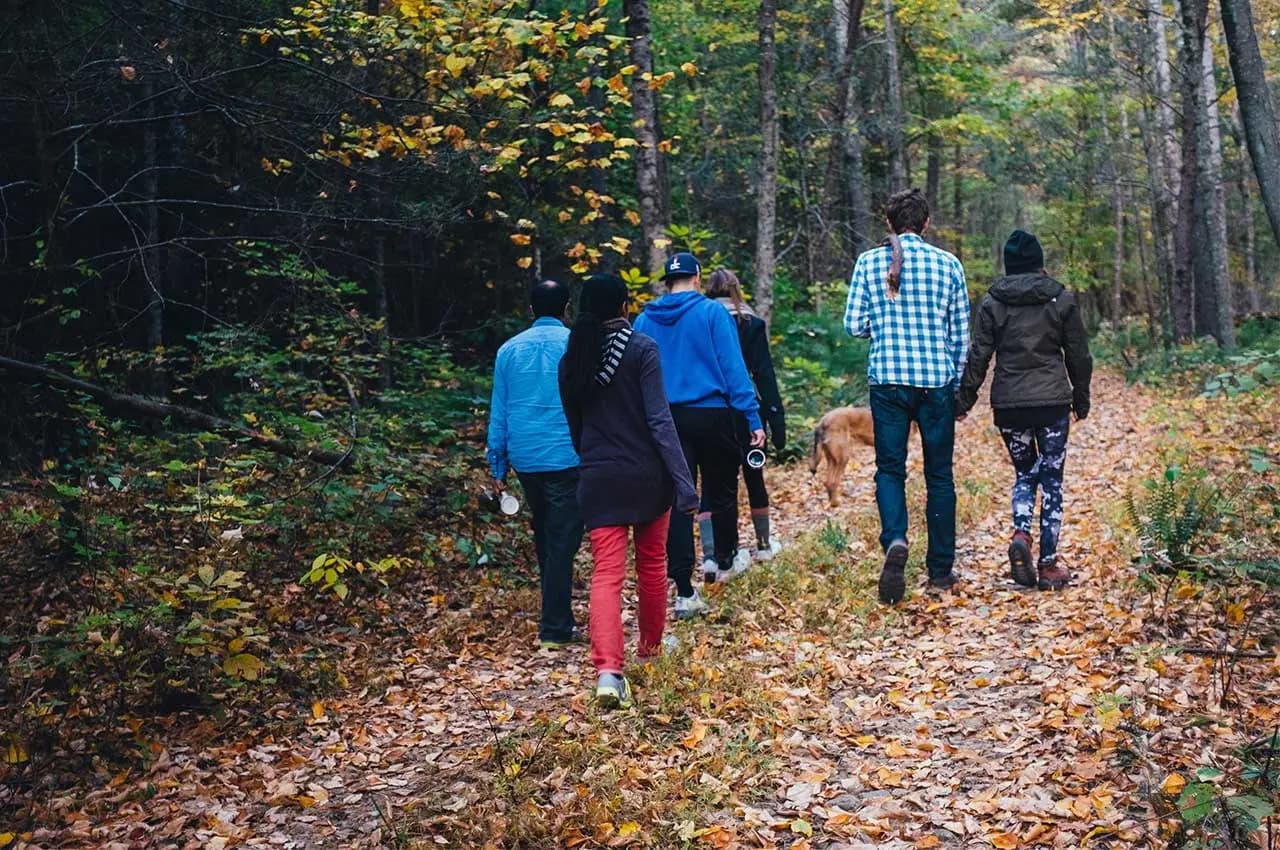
[843,234,971,388]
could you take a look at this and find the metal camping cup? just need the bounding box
[745,448,767,470]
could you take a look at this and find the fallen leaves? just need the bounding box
[19,373,1280,849]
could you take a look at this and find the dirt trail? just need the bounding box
[755,371,1155,848]
[43,373,1176,848]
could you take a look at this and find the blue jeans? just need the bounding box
[869,384,956,579]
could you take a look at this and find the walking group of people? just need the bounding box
[486,187,1092,710]
[487,253,786,708]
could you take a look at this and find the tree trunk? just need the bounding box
[883,0,907,192]
[371,230,392,390]
[624,0,668,289]
[925,131,942,242]
[1193,30,1234,348]
[952,143,964,262]
[142,82,164,355]
[1219,0,1280,250]
[586,0,611,255]
[822,0,867,275]
[755,0,779,324]
[1238,159,1261,313]
[1145,0,1178,343]
[1099,98,1125,321]
[1150,0,1180,203]
[1172,0,1206,342]
[845,121,871,257]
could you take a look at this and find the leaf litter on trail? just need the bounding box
[20,373,1280,848]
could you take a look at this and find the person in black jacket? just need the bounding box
[698,269,787,568]
[559,273,698,710]
[955,230,1093,591]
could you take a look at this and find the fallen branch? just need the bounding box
[0,354,350,465]
[1179,646,1272,660]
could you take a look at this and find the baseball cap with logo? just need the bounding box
[659,251,701,282]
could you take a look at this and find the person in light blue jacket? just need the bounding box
[487,280,583,648]
[634,253,765,620]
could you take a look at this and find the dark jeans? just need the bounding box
[516,469,584,642]
[869,384,956,579]
[669,406,741,591]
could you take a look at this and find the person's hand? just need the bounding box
[955,412,968,422]
[492,478,506,493]
[750,429,766,448]
[1073,410,1088,422]
[676,491,699,516]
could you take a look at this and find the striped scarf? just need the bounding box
[596,324,633,387]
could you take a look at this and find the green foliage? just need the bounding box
[770,298,869,461]
[1125,466,1221,572]
[1095,317,1280,391]
[301,552,408,601]
[818,519,849,555]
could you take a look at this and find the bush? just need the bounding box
[770,300,869,462]
[1095,316,1280,394]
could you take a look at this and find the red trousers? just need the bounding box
[588,510,670,675]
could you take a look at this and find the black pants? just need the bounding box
[516,469,584,642]
[742,458,768,509]
[668,406,741,590]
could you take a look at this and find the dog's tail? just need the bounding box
[808,423,823,475]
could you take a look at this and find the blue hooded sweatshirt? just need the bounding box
[634,290,763,432]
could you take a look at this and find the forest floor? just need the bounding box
[20,371,1280,849]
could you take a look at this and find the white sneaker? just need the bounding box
[715,548,753,583]
[674,588,710,620]
[754,539,783,562]
[701,558,719,585]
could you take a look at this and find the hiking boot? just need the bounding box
[674,588,710,620]
[701,558,719,586]
[595,673,634,710]
[927,571,960,591]
[878,540,909,605]
[1037,557,1070,591]
[754,539,784,562]
[1008,530,1035,588]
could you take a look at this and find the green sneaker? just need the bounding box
[595,673,634,710]
[539,630,583,650]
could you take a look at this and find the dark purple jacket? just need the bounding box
[559,322,697,530]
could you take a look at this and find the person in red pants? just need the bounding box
[559,273,697,709]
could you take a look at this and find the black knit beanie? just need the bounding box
[1004,230,1044,276]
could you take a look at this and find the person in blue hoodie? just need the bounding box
[634,252,765,620]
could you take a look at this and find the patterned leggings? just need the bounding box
[998,416,1070,561]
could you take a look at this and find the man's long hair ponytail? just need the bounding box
[561,274,630,407]
[886,232,904,298]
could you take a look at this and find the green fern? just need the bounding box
[1128,467,1220,570]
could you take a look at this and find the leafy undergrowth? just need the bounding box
[1095,316,1280,400]
[3,370,1278,848]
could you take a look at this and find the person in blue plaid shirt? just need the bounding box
[844,188,971,604]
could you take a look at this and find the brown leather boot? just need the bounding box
[1008,530,1035,587]
[1037,557,1070,590]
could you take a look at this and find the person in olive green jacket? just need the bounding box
[955,230,1093,591]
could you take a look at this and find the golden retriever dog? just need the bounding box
[809,406,915,506]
